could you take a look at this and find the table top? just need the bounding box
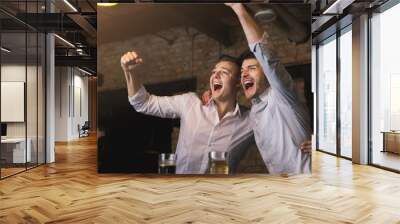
[381,131,400,134]
[1,138,28,143]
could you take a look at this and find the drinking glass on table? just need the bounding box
[158,153,176,174]
[208,151,229,175]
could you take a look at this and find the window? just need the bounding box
[316,24,353,159]
[370,2,400,171]
[317,35,337,154]
[339,27,352,158]
[0,1,47,179]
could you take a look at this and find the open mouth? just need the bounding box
[213,82,223,91]
[243,79,254,90]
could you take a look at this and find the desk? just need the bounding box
[381,131,400,154]
[1,138,31,163]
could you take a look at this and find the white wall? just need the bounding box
[1,65,36,138]
[1,65,26,131]
[55,67,70,141]
[1,82,25,122]
[55,67,89,141]
[1,64,26,81]
[72,73,89,138]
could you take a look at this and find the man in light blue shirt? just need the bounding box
[227,3,312,174]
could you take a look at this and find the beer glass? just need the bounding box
[158,153,176,174]
[208,151,229,175]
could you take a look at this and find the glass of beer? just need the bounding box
[208,151,229,175]
[158,153,176,174]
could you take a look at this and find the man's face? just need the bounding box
[209,61,240,102]
[241,58,268,99]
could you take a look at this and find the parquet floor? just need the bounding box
[1,167,26,178]
[1,135,400,223]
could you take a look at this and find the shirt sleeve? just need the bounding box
[128,85,195,119]
[249,32,298,105]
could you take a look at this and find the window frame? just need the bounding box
[315,22,353,160]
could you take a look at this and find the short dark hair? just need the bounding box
[218,54,241,68]
[238,50,256,65]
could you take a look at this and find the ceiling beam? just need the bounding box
[55,55,96,71]
[67,13,97,39]
[15,13,81,32]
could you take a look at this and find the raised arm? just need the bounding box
[121,51,192,119]
[225,3,264,45]
[227,4,297,104]
[121,51,143,97]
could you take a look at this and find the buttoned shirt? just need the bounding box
[128,87,253,174]
[249,33,312,175]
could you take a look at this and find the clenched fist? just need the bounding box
[121,51,143,73]
[121,51,143,97]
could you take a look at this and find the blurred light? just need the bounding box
[54,34,75,48]
[323,0,354,15]
[78,67,93,76]
[97,3,118,7]
[63,0,78,12]
[255,9,276,22]
[76,48,84,55]
[1,47,11,53]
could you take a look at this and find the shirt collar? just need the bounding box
[251,87,271,105]
[208,99,242,118]
[232,102,242,118]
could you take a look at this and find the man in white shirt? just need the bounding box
[121,54,254,174]
[227,3,312,174]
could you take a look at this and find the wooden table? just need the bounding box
[381,131,400,154]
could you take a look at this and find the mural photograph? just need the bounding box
[97,3,313,175]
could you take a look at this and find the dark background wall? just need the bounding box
[97,4,312,173]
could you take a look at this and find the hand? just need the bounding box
[201,89,212,105]
[121,51,143,97]
[121,51,143,73]
[300,140,312,154]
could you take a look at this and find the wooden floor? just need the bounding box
[1,135,400,223]
[1,167,26,178]
[1,163,44,178]
[372,151,400,171]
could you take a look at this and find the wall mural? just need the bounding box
[97,3,312,175]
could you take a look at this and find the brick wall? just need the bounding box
[98,25,310,92]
